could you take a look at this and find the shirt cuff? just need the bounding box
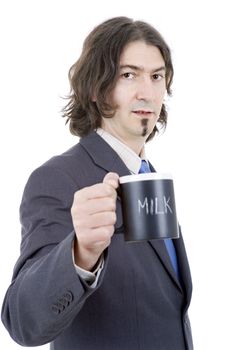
[72,241,104,288]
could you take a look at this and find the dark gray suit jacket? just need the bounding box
[1,131,193,349]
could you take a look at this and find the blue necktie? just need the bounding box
[139,160,180,279]
[138,160,151,174]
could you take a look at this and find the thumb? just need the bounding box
[103,172,119,189]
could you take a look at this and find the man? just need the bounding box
[1,17,193,349]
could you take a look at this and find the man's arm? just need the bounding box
[1,165,118,346]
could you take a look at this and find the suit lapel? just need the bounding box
[148,226,194,298]
[80,131,131,177]
[148,239,183,292]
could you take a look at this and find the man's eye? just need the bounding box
[152,74,164,81]
[122,72,134,79]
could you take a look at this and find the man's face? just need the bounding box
[101,40,167,147]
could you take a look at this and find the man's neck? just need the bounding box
[100,128,145,156]
[118,138,144,156]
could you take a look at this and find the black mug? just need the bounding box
[119,173,179,242]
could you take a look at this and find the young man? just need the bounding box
[1,17,193,349]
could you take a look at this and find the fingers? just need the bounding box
[74,172,119,203]
[79,225,115,246]
[76,180,118,203]
[81,196,116,215]
[103,172,119,190]
[75,210,117,229]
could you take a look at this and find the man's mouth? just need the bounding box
[132,110,154,116]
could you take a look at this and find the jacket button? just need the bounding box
[57,302,65,311]
[61,298,69,307]
[51,305,61,315]
[51,291,73,314]
[64,291,73,302]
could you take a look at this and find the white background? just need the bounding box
[0,0,232,349]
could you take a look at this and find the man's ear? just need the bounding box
[91,95,97,102]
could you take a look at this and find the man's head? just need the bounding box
[63,16,173,142]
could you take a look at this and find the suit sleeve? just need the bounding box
[1,165,108,346]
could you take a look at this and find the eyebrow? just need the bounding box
[119,64,166,73]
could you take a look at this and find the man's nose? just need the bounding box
[135,78,155,101]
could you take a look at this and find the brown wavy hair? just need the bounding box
[62,16,174,142]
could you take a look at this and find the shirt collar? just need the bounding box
[96,128,147,174]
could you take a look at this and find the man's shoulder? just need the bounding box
[41,131,106,170]
[21,142,84,191]
[42,141,83,169]
[25,132,119,189]
[28,132,107,187]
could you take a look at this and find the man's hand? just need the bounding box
[71,172,119,271]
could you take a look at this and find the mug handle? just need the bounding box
[114,187,125,234]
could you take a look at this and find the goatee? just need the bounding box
[141,119,149,137]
